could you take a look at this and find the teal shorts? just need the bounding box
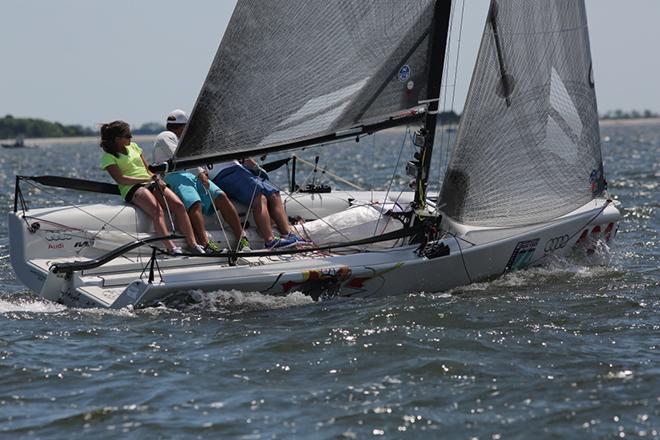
[164,171,223,215]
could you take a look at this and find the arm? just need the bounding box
[140,154,167,188]
[197,169,210,189]
[242,158,258,169]
[140,154,155,177]
[242,157,269,180]
[104,164,152,185]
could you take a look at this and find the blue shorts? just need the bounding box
[212,164,279,206]
[164,171,223,216]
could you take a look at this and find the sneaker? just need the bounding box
[204,239,222,253]
[191,244,206,255]
[237,236,252,252]
[285,233,311,244]
[168,246,184,256]
[264,237,297,249]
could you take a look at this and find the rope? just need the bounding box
[18,178,140,240]
[373,127,410,237]
[203,183,231,250]
[435,0,466,206]
[264,176,356,245]
[293,155,364,190]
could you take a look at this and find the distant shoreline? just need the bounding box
[1,117,659,145]
[599,117,660,127]
[0,134,157,146]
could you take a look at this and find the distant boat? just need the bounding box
[2,135,33,149]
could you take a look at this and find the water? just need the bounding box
[0,124,658,439]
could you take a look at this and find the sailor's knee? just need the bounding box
[248,194,264,211]
[189,201,202,214]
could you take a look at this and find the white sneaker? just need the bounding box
[192,244,206,255]
[168,246,183,256]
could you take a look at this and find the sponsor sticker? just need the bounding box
[544,235,570,253]
[44,231,72,242]
[505,238,539,271]
[398,65,411,82]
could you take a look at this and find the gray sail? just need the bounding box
[175,0,438,166]
[440,0,606,227]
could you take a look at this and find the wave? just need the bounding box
[0,297,67,314]
[448,248,624,294]
[162,289,315,314]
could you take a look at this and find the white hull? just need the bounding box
[8,192,620,308]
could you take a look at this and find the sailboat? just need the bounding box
[2,134,31,149]
[8,0,620,308]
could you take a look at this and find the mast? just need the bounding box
[412,0,453,212]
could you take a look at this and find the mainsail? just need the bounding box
[440,0,606,227]
[173,0,444,169]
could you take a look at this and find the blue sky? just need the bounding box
[1,0,658,127]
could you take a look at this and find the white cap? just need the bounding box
[166,109,188,125]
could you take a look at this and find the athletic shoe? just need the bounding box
[237,236,252,252]
[191,244,206,255]
[168,246,184,256]
[264,237,297,249]
[285,233,311,244]
[204,239,222,253]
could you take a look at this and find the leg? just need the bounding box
[267,192,291,236]
[155,187,199,249]
[250,193,275,242]
[213,166,275,243]
[187,201,209,246]
[131,187,176,250]
[213,192,246,240]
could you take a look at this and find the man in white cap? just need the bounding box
[153,109,251,252]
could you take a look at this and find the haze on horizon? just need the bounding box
[1,0,658,127]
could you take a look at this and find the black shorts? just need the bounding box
[124,182,156,203]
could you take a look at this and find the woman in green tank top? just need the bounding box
[99,121,204,255]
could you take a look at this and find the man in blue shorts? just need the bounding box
[153,109,250,252]
[207,159,307,249]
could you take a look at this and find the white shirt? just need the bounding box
[206,160,240,180]
[153,130,204,175]
[153,131,178,164]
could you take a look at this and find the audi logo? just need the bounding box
[44,231,72,242]
[544,235,570,252]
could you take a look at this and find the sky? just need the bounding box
[1,0,659,127]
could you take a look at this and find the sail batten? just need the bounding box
[174,0,439,166]
[440,0,605,227]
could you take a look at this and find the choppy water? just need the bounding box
[0,124,658,439]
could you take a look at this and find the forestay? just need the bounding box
[440,0,606,227]
[174,0,437,167]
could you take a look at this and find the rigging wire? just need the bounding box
[372,127,410,238]
[203,184,232,251]
[435,0,466,210]
[292,155,364,191]
[18,178,141,240]
[265,176,357,246]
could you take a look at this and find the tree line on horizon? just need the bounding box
[1,109,658,139]
[0,115,164,139]
[600,109,659,120]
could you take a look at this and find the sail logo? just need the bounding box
[398,65,411,82]
[543,68,582,164]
